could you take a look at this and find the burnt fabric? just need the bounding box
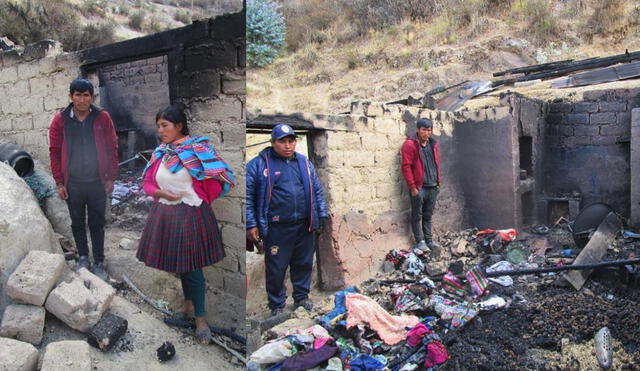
[424,341,448,368]
[179,269,206,317]
[281,345,337,371]
[264,221,314,309]
[406,322,431,347]
[66,180,106,262]
[137,202,224,273]
[349,354,385,371]
[345,293,420,345]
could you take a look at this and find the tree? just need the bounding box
[246,0,285,68]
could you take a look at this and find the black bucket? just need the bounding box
[0,141,34,177]
[572,202,614,248]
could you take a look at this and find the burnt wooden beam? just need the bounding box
[493,50,640,86]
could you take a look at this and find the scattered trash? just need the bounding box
[486,261,514,286]
[477,296,508,311]
[156,341,176,363]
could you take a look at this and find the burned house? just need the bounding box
[247,65,640,304]
[0,13,246,330]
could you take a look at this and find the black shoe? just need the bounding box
[75,256,90,271]
[293,299,313,311]
[91,262,108,281]
[270,307,284,316]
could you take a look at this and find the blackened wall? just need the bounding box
[543,88,640,217]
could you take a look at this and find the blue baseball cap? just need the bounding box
[272,124,297,140]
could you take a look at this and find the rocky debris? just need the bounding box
[40,340,91,371]
[0,304,46,345]
[0,162,61,315]
[0,337,39,371]
[45,268,116,332]
[118,238,137,250]
[87,312,128,351]
[425,261,448,276]
[6,250,66,306]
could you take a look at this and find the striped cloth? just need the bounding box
[465,265,489,296]
[136,202,225,273]
[441,272,465,297]
[144,136,235,197]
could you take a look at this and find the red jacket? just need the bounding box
[49,105,119,186]
[401,135,441,190]
[142,159,222,204]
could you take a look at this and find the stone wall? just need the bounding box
[543,88,640,218]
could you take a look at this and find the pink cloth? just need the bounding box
[406,323,431,347]
[424,341,448,368]
[143,159,222,203]
[345,293,420,345]
[313,337,331,350]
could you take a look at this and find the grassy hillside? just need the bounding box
[0,0,242,51]
[248,0,640,114]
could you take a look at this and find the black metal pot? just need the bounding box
[0,141,34,177]
[572,202,614,248]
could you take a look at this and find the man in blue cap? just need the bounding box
[401,118,441,252]
[246,123,328,315]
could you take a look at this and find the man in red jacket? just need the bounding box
[49,78,119,280]
[401,119,441,252]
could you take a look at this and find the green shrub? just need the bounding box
[173,9,191,24]
[144,15,164,33]
[129,10,146,30]
[522,0,562,44]
[584,0,626,40]
[81,0,107,17]
[247,0,286,68]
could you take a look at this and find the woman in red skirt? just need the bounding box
[137,104,235,343]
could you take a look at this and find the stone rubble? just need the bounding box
[0,304,46,345]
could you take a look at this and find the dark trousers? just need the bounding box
[66,180,106,263]
[180,269,206,317]
[264,222,314,310]
[410,186,439,243]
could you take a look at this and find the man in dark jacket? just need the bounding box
[49,78,118,280]
[246,124,328,315]
[401,118,441,251]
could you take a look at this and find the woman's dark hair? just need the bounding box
[156,104,189,135]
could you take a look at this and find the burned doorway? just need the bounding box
[89,55,171,167]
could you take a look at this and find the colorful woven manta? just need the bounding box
[441,272,466,297]
[145,136,235,197]
[465,265,489,296]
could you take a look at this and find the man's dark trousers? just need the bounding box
[66,180,106,263]
[411,186,439,243]
[264,221,314,310]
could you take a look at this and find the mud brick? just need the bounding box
[0,304,45,345]
[87,312,128,351]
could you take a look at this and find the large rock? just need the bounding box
[6,250,66,306]
[40,340,91,371]
[45,268,116,332]
[0,162,60,316]
[0,337,39,371]
[32,162,74,250]
[0,304,46,345]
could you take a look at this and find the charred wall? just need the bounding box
[543,88,640,219]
